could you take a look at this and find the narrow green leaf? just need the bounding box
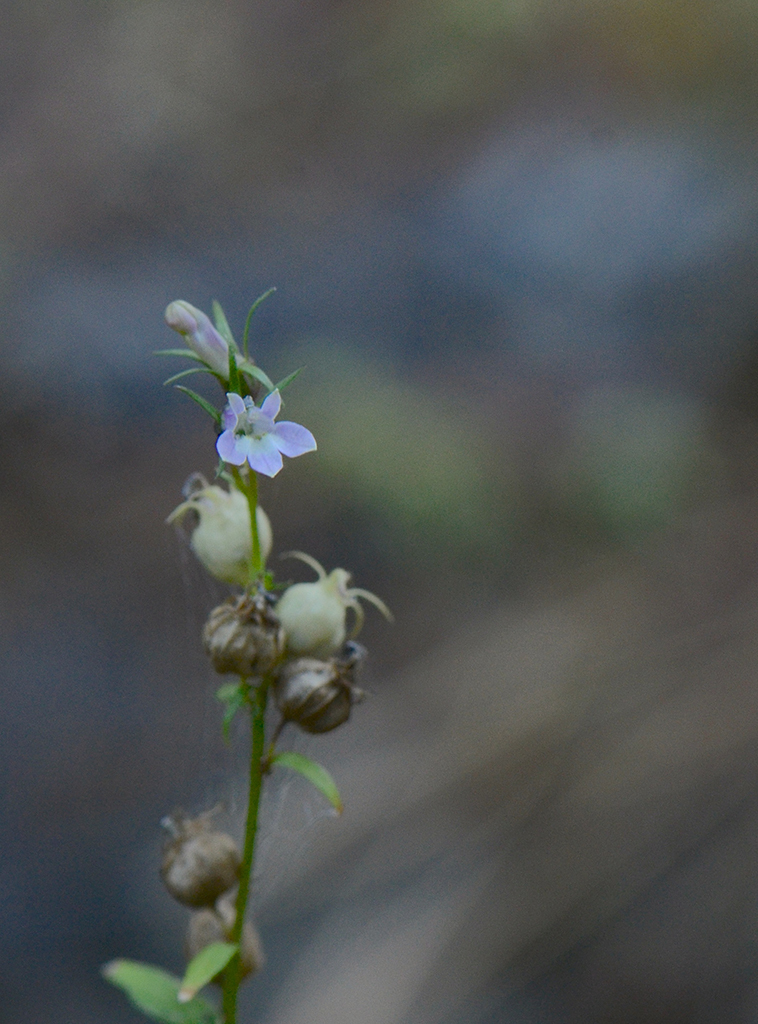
[238,360,275,393]
[216,682,242,702]
[273,366,304,393]
[179,942,237,1003]
[174,387,221,426]
[212,301,236,349]
[163,367,216,386]
[102,960,218,1024]
[216,682,248,742]
[271,751,343,814]
[242,287,277,359]
[228,347,241,396]
[154,348,205,362]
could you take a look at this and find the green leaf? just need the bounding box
[179,943,237,1003]
[238,360,275,393]
[212,300,236,349]
[102,960,218,1024]
[163,367,216,386]
[228,347,242,396]
[174,387,221,426]
[154,348,206,362]
[216,682,248,741]
[242,287,276,359]
[273,367,304,393]
[271,751,343,814]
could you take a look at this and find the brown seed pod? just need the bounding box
[274,643,365,734]
[160,812,241,908]
[202,592,285,678]
[185,897,264,983]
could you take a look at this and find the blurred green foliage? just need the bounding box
[280,340,519,565]
[277,346,719,566]
[557,386,711,541]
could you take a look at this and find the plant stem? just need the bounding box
[221,682,268,1024]
[231,467,262,584]
[222,463,267,1023]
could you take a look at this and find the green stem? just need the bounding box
[221,462,267,1023]
[231,467,262,585]
[221,682,268,1024]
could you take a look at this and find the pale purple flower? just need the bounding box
[164,300,230,378]
[216,390,317,477]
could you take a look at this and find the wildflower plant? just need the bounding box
[103,293,391,1024]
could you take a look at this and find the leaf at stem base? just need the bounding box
[179,942,238,1003]
[102,959,218,1024]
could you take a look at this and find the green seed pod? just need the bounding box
[275,552,391,658]
[274,644,366,734]
[202,592,285,677]
[167,476,272,586]
[185,897,264,983]
[160,813,241,908]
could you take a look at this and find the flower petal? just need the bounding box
[271,421,317,457]
[164,301,198,334]
[226,392,246,417]
[260,389,282,420]
[216,429,247,465]
[246,434,284,477]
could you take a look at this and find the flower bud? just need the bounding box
[185,897,264,983]
[165,300,231,378]
[275,553,391,659]
[167,479,272,586]
[203,592,284,677]
[160,813,240,908]
[274,646,365,734]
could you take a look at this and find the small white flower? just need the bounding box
[216,391,316,478]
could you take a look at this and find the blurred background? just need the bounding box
[4,0,758,1021]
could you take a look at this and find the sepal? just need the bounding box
[174,387,221,426]
[212,301,236,349]
[242,287,276,358]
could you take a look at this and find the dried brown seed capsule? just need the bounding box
[202,592,285,678]
[160,813,241,908]
[274,643,365,734]
[185,897,264,982]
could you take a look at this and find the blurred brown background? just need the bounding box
[4,0,758,1021]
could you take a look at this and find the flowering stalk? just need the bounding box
[104,296,390,1024]
[222,681,268,1024]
